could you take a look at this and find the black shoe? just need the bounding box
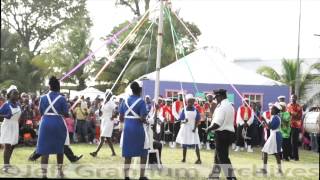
[112,153,116,156]
[139,177,148,180]
[181,159,186,163]
[74,154,83,162]
[257,168,267,175]
[294,158,299,161]
[28,157,36,162]
[124,177,130,180]
[90,152,97,157]
[284,158,290,161]
[195,159,202,164]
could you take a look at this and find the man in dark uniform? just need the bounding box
[205,89,236,180]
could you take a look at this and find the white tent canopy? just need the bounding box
[69,87,105,100]
[139,47,283,86]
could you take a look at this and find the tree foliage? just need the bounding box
[92,7,201,94]
[31,12,93,90]
[257,59,320,102]
[1,0,91,91]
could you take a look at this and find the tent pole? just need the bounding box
[154,0,164,102]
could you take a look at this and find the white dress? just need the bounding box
[176,109,200,146]
[0,104,21,145]
[262,115,282,154]
[100,100,117,137]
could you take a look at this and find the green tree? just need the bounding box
[0,27,42,92]
[116,0,150,16]
[257,59,320,102]
[1,0,89,91]
[32,17,93,90]
[93,8,201,94]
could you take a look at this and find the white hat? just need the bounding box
[277,95,285,100]
[273,102,282,111]
[279,102,287,107]
[206,93,213,97]
[105,89,112,96]
[268,102,273,107]
[7,85,18,93]
[145,95,150,98]
[186,94,195,101]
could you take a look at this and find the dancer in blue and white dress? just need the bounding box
[260,102,283,175]
[119,81,149,180]
[0,85,21,173]
[36,76,69,178]
[175,94,201,164]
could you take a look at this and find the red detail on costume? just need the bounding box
[239,106,252,121]
[162,105,174,123]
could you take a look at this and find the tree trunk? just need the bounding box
[145,0,150,11]
[78,77,86,90]
[134,0,140,16]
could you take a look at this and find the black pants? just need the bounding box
[282,138,291,159]
[164,123,174,142]
[29,145,77,162]
[211,130,236,179]
[76,120,88,143]
[291,128,300,160]
[173,121,180,141]
[236,125,253,147]
[198,121,207,143]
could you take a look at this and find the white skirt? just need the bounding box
[262,131,282,154]
[100,117,114,137]
[0,119,19,145]
[176,124,200,145]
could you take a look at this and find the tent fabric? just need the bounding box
[70,87,105,100]
[139,47,283,86]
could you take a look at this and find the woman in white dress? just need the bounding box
[0,85,21,173]
[90,89,117,157]
[176,94,201,164]
[260,102,283,175]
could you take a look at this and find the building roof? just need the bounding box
[139,47,284,86]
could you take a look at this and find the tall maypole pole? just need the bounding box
[154,0,164,102]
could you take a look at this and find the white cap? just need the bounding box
[268,102,273,107]
[105,89,112,96]
[7,85,18,93]
[206,93,213,97]
[145,95,150,98]
[186,94,195,101]
[279,102,286,107]
[273,102,282,111]
[277,95,285,100]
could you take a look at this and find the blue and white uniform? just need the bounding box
[36,91,68,155]
[119,95,148,157]
[176,107,201,148]
[262,115,283,154]
[0,102,21,145]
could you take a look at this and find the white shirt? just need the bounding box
[101,100,117,120]
[210,99,235,132]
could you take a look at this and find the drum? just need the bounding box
[303,112,320,134]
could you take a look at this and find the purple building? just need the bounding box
[137,47,290,111]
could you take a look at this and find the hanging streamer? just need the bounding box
[168,7,262,124]
[165,7,199,94]
[59,20,134,82]
[105,22,155,99]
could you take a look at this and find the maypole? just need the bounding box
[154,0,164,103]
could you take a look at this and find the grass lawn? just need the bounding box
[0,144,319,179]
